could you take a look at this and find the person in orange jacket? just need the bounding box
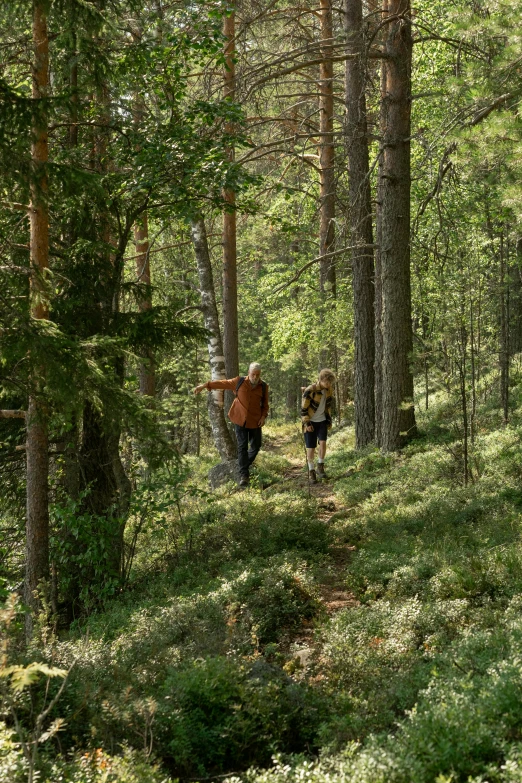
[194,362,269,487]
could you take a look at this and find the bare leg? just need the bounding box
[318,440,327,460]
[306,447,316,463]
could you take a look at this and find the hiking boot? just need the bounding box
[316,463,327,480]
[308,468,317,484]
[239,474,250,488]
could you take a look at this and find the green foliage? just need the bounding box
[228,558,320,646]
[50,490,124,612]
[0,723,28,783]
[44,748,172,783]
[3,0,522,779]
[158,656,325,776]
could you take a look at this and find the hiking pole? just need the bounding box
[297,421,311,498]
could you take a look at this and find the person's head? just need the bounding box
[318,368,335,390]
[248,362,262,386]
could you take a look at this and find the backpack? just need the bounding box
[235,376,267,410]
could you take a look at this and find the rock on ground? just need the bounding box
[208,460,240,489]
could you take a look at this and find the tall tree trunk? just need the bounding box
[510,238,522,354]
[379,0,416,451]
[458,322,469,487]
[223,3,239,411]
[345,0,375,447]
[135,213,156,396]
[66,82,130,619]
[374,8,387,448]
[500,230,509,424]
[191,217,236,461]
[468,270,477,444]
[26,0,50,630]
[59,18,81,501]
[132,26,155,398]
[319,0,336,302]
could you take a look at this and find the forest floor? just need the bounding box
[263,426,359,615]
[11,388,522,783]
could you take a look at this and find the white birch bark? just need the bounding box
[190,217,236,461]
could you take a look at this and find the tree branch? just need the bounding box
[273,244,378,293]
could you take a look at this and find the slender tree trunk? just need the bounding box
[26,0,50,629]
[510,238,522,354]
[319,0,336,302]
[477,268,483,402]
[458,321,469,487]
[69,26,78,148]
[223,4,239,412]
[130,30,156,399]
[135,213,156,396]
[59,20,81,500]
[345,0,375,447]
[195,347,201,457]
[457,294,471,487]
[421,311,429,411]
[374,3,387,448]
[467,262,477,444]
[286,373,298,420]
[379,0,416,451]
[500,230,509,424]
[191,217,236,461]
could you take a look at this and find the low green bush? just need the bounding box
[0,723,27,783]
[43,747,171,783]
[48,553,323,772]
[157,656,326,776]
[226,557,320,647]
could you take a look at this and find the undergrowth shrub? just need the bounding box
[0,723,27,782]
[50,554,323,770]
[43,747,171,783]
[317,597,469,741]
[226,557,320,647]
[198,494,330,565]
[129,491,330,584]
[156,656,326,776]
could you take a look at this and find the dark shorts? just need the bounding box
[304,419,328,448]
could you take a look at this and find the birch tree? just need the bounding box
[191,217,237,461]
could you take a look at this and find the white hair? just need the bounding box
[249,362,261,372]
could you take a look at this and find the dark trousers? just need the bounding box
[235,425,262,477]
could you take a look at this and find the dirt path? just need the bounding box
[264,432,359,614]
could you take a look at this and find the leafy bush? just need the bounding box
[157,656,325,776]
[225,557,320,647]
[44,747,171,783]
[0,723,27,783]
[50,490,124,613]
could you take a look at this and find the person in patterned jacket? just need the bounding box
[301,368,335,483]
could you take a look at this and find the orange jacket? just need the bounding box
[204,376,269,428]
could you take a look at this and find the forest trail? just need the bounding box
[262,425,359,667]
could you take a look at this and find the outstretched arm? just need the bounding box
[193,377,239,394]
